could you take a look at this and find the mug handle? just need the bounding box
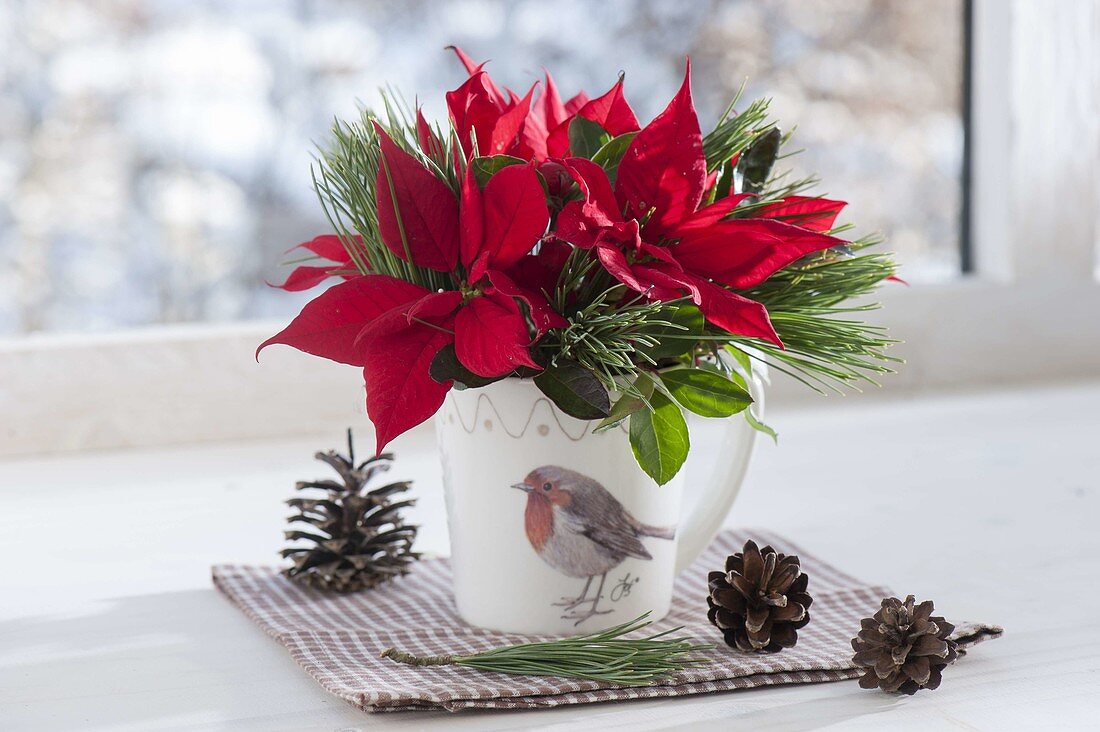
[673,364,766,573]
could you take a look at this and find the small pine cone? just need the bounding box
[281,432,419,593]
[707,539,812,652]
[851,595,959,694]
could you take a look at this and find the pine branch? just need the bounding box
[380,613,713,685]
[538,288,683,391]
[731,246,901,393]
[702,97,774,171]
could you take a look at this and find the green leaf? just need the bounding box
[636,305,705,361]
[471,155,526,187]
[590,131,637,184]
[735,127,781,194]
[568,117,611,159]
[535,361,611,419]
[595,375,655,432]
[628,391,690,485]
[429,345,502,389]
[659,369,752,418]
[745,409,778,444]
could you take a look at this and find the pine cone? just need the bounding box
[707,539,812,652]
[851,595,959,694]
[281,431,419,592]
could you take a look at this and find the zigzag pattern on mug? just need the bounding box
[445,392,626,441]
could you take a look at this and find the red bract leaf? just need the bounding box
[447,46,505,106]
[288,234,353,264]
[542,72,571,129]
[504,240,571,298]
[758,196,847,232]
[416,109,445,160]
[257,275,429,366]
[487,268,567,336]
[639,241,681,268]
[596,244,660,295]
[637,264,781,346]
[577,77,640,135]
[564,157,619,221]
[374,122,460,271]
[447,72,507,158]
[615,61,706,238]
[671,194,754,238]
[564,91,590,115]
[523,72,569,162]
[554,200,598,248]
[459,164,484,269]
[359,306,455,452]
[480,163,550,271]
[447,45,482,76]
[524,106,551,162]
[555,158,623,248]
[406,290,462,325]
[269,265,343,292]
[674,218,842,289]
[545,102,600,158]
[454,290,541,377]
[599,220,643,251]
[488,83,535,156]
[546,79,640,158]
[595,244,681,300]
[546,124,570,159]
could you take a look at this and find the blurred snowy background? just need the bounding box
[0,0,965,335]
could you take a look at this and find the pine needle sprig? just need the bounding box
[540,289,681,391]
[702,97,774,171]
[731,245,901,393]
[380,614,713,686]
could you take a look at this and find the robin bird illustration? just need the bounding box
[511,465,676,625]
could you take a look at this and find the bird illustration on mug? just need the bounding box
[512,465,676,625]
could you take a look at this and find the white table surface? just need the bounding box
[3,382,1099,731]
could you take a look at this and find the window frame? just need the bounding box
[2,0,1097,457]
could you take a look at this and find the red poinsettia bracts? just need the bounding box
[446,47,640,162]
[543,77,640,159]
[261,50,876,459]
[554,63,847,346]
[374,122,461,270]
[269,235,358,291]
[260,125,558,452]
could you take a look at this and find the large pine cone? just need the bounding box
[851,595,959,694]
[282,433,418,593]
[707,539,812,652]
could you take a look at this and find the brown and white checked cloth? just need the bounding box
[212,529,1002,712]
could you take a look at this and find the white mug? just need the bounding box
[435,373,763,635]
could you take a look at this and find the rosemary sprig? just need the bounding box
[379,613,713,686]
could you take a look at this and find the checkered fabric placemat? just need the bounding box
[212,530,1002,712]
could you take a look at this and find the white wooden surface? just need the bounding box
[2,382,1099,730]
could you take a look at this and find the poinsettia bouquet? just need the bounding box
[260,48,897,484]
